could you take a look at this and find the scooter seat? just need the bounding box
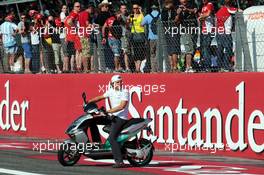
[122,118,145,130]
[102,118,145,134]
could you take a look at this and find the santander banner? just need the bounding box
[0,73,263,160]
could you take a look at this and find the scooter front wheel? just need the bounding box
[58,141,81,166]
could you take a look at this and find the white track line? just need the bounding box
[0,144,28,149]
[0,168,45,175]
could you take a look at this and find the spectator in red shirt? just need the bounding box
[64,2,81,73]
[216,0,240,71]
[78,4,93,73]
[102,11,123,72]
[199,0,215,71]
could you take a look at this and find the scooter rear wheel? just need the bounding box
[58,142,81,166]
[127,139,153,167]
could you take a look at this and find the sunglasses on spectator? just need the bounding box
[75,5,80,8]
[21,16,26,19]
[133,7,139,9]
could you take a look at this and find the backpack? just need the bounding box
[150,13,160,35]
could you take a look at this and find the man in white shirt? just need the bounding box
[0,14,18,72]
[89,74,129,168]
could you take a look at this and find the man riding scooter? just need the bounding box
[88,75,129,168]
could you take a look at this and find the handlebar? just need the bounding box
[82,92,87,105]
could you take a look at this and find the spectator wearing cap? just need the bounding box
[18,14,32,73]
[177,0,198,73]
[215,0,240,71]
[199,0,215,71]
[95,0,112,72]
[0,14,18,72]
[161,0,181,73]
[64,2,81,73]
[142,4,161,73]
[29,12,44,73]
[95,0,112,27]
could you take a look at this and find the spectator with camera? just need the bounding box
[129,3,146,73]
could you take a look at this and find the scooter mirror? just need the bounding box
[82,92,87,104]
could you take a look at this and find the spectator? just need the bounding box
[210,45,218,71]
[102,11,123,72]
[0,14,18,73]
[32,13,45,73]
[64,2,81,73]
[59,5,69,73]
[18,14,32,74]
[60,5,68,23]
[119,4,131,72]
[42,4,50,17]
[95,0,112,27]
[216,0,239,71]
[199,0,215,71]
[161,0,181,72]
[177,0,198,73]
[87,3,96,73]
[78,4,93,73]
[49,16,63,73]
[95,0,112,73]
[141,4,160,73]
[30,20,41,73]
[130,3,146,73]
[42,15,55,73]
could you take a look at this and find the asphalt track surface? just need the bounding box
[0,136,263,175]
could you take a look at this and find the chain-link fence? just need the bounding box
[1,13,264,74]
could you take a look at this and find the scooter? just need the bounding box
[58,92,154,167]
